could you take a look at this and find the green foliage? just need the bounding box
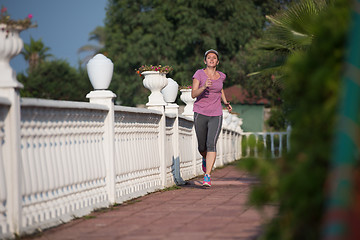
[0,6,36,30]
[241,133,288,158]
[238,157,279,207]
[136,64,173,74]
[160,185,181,192]
[78,26,106,67]
[104,0,292,106]
[241,38,284,105]
[267,107,286,130]
[254,0,294,16]
[264,0,327,53]
[18,59,92,101]
[21,37,53,71]
[238,0,351,239]
[247,0,328,109]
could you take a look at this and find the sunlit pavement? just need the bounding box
[21,164,276,240]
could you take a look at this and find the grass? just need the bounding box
[160,185,182,192]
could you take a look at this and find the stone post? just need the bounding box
[0,24,25,235]
[165,103,184,184]
[147,104,166,188]
[86,54,117,203]
[86,90,116,203]
[145,73,168,188]
[0,85,22,235]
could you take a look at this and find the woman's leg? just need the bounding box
[205,152,216,175]
[194,113,209,173]
[194,113,208,155]
[205,115,223,175]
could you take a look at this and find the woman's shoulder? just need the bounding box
[195,69,205,74]
[193,69,205,79]
[217,71,226,79]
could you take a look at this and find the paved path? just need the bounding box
[21,164,277,240]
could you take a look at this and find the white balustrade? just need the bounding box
[178,115,199,178]
[242,131,290,158]
[19,98,109,233]
[0,93,288,238]
[113,106,163,202]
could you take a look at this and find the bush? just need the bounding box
[267,107,286,131]
[239,0,351,239]
[18,60,92,101]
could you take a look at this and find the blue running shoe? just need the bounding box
[203,174,211,187]
[202,157,206,173]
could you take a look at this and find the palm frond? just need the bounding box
[88,26,106,44]
[77,44,103,54]
[265,0,328,52]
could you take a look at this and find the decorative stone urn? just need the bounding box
[0,24,24,88]
[237,118,244,133]
[87,54,114,90]
[161,78,178,104]
[230,114,240,131]
[142,71,168,106]
[223,110,235,129]
[222,109,230,128]
[180,89,195,117]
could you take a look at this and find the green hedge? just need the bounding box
[238,0,351,239]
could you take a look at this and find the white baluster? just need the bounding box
[287,125,291,151]
[254,134,259,158]
[270,133,275,158]
[279,133,283,157]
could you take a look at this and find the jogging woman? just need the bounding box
[191,49,232,187]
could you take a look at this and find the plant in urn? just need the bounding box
[136,65,173,106]
[0,7,36,87]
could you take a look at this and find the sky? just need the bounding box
[1,0,108,73]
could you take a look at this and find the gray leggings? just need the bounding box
[194,112,223,153]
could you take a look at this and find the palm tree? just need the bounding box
[249,0,328,85]
[263,0,327,53]
[77,26,105,66]
[21,37,53,72]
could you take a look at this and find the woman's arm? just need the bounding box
[221,89,232,113]
[191,78,211,98]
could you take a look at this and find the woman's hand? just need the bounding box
[225,102,232,113]
[227,104,232,113]
[192,78,209,98]
[205,78,212,88]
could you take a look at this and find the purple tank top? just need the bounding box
[192,69,226,116]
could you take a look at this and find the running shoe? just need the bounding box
[202,157,206,173]
[203,174,211,187]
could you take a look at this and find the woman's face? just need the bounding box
[204,53,219,67]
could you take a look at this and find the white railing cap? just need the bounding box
[21,98,109,111]
[0,96,11,106]
[179,115,194,122]
[114,105,162,116]
[165,113,177,119]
